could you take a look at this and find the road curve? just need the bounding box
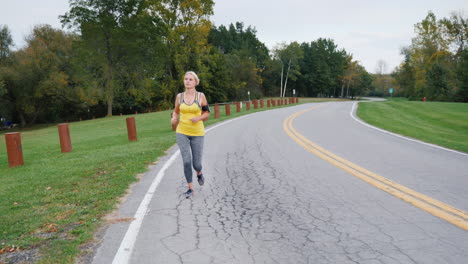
[92,101,468,264]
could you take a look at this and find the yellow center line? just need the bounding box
[283,105,468,230]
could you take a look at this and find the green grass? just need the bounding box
[357,98,468,153]
[0,97,342,263]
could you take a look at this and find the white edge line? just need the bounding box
[350,102,467,156]
[112,149,179,264]
[112,115,248,264]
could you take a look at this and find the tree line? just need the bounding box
[0,0,372,126]
[1,1,466,126]
[392,11,468,102]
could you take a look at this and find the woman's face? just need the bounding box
[184,74,197,89]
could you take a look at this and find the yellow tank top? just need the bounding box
[176,92,205,136]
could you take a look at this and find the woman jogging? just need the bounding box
[171,71,210,198]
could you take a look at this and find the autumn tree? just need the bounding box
[147,0,214,107]
[393,11,467,101]
[0,25,77,125]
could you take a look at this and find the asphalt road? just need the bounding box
[91,101,468,264]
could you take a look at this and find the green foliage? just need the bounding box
[0,80,4,95]
[393,11,468,102]
[199,47,230,103]
[393,49,416,98]
[148,0,214,102]
[0,25,13,120]
[0,25,13,61]
[3,2,370,125]
[274,41,304,97]
[61,0,155,116]
[456,49,468,102]
[295,39,356,98]
[439,11,468,56]
[0,25,79,125]
[209,22,269,69]
[208,22,269,100]
[426,57,451,101]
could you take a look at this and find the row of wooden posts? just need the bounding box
[3,98,299,168]
[212,98,298,118]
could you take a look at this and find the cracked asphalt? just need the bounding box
[92,102,468,264]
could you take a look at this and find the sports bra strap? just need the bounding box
[179,92,202,108]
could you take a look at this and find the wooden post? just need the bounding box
[236,102,241,112]
[253,100,258,109]
[58,123,72,153]
[296,98,299,103]
[260,100,264,108]
[267,99,271,107]
[126,117,137,141]
[225,104,231,116]
[215,103,220,118]
[5,132,24,168]
[246,101,251,111]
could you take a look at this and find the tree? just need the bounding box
[426,57,450,101]
[61,0,150,116]
[350,64,373,98]
[274,42,303,97]
[456,49,468,102]
[1,25,77,125]
[261,59,282,97]
[411,11,451,98]
[393,11,467,101]
[342,60,360,98]
[147,0,214,106]
[0,25,13,120]
[0,25,13,62]
[440,11,468,56]
[373,59,392,97]
[198,47,230,103]
[393,48,416,98]
[208,22,270,99]
[209,22,269,70]
[295,39,348,98]
[375,59,388,75]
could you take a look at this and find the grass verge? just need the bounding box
[357,98,468,153]
[0,97,340,263]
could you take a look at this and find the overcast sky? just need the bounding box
[1,0,467,73]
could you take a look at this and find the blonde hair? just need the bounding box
[185,71,200,85]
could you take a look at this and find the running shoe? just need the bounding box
[197,174,205,186]
[184,189,194,198]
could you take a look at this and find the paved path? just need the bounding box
[92,101,468,264]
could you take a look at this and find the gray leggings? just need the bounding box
[176,133,204,183]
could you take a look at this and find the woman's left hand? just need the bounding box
[190,117,201,123]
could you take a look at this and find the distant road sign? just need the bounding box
[389,88,394,94]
